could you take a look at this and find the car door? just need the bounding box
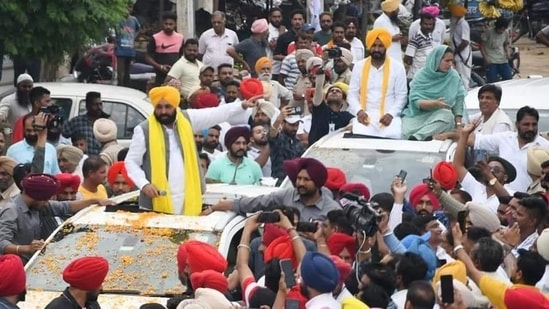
[78,99,146,147]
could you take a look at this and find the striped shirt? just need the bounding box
[405,31,433,79]
[280,52,300,91]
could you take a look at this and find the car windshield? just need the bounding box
[27,220,193,296]
[301,147,447,194]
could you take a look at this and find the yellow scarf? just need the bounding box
[359,56,391,120]
[148,110,202,215]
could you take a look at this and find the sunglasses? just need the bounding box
[490,166,504,174]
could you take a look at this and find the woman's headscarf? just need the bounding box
[408,45,466,116]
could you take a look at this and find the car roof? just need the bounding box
[311,131,454,153]
[465,78,549,111]
[35,82,150,100]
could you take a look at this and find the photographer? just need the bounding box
[11,86,51,144]
[307,63,353,145]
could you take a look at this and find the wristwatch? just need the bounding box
[488,178,498,186]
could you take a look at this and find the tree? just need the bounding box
[0,0,127,78]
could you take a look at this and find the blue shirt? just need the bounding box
[6,140,61,175]
[206,154,262,185]
[115,16,141,57]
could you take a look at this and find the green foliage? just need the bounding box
[0,0,127,64]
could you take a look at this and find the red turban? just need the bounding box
[433,161,458,190]
[264,235,297,269]
[296,158,328,188]
[262,223,287,247]
[409,184,440,211]
[224,126,251,149]
[177,243,188,273]
[55,173,80,194]
[62,256,109,290]
[327,232,356,259]
[185,240,227,274]
[190,270,228,293]
[339,183,371,201]
[240,78,264,100]
[325,168,347,191]
[195,93,219,109]
[330,255,352,284]
[283,159,300,184]
[22,173,60,201]
[107,162,135,188]
[0,254,26,297]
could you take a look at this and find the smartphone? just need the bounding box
[422,168,433,184]
[285,299,300,309]
[257,211,280,223]
[279,259,296,288]
[398,169,407,183]
[296,222,318,233]
[457,210,468,234]
[437,258,447,267]
[440,274,454,304]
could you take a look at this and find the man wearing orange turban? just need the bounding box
[46,256,109,308]
[107,161,135,196]
[125,86,259,215]
[449,4,472,89]
[347,28,407,139]
[375,0,406,63]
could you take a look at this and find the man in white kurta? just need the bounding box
[348,28,407,139]
[373,0,405,63]
[125,86,256,215]
[449,4,472,89]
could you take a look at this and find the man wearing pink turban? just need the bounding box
[408,6,447,46]
[227,18,269,76]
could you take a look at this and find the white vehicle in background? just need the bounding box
[464,77,549,132]
[20,184,279,309]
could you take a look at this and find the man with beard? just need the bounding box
[332,48,353,84]
[0,174,111,263]
[166,39,203,99]
[145,12,184,86]
[106,161,135,196]
[374,0,406,63]
[125,86,259,215]
[0,254,27,309]
[344,17,365,64]
[323,22,349,50]
[202,125,223,161]
[55,173,81,201]
[211,63,235,101]
[298,251,340,308]
[468,106,549,192]
[206,126,262,185]
[279,34,314,91]
[274,10,305,67]
[198,11,239,70]
[227,18,269,76]
[255,57,291,108]
[7,113,61,175]
[404,13,435,81]
[267,8,287,80]
[194,130,204,152]
[348,28,407,139]
[208,158,340,221]
[314,12,333,46]
[308,69,353,145]
[0,157,19,209]
[62,91,110,155]
[247,123,271,177]
[0,74,33,127]
[11,86,51,144]
[449,4,471,89]
[45,256,109,309]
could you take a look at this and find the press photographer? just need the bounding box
[40,104,65,146]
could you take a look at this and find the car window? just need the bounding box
[50,98,72,123]
[26,222,186,296]
[79,100,145,139]
[300,147,446,195]
[467,109,549,132]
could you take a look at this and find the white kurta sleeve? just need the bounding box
[125,125,150,190]
[347,60,364,116]
[187,103,250,132]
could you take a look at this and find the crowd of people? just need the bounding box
[0,0,549,308]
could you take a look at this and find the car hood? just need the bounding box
[19,291,169,309]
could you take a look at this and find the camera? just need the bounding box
[296,222,318,233]
[39,105,63,130]
[257,211,281,223]
[340,192,380,237]
[289,106,302,115]
[327,47,342,59]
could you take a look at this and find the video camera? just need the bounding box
[340,192,381,237]
[327,47,342,59]
[39,105,63,130]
